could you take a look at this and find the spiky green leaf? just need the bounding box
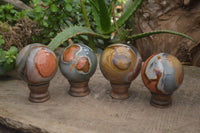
[128,30,195,42]
[90,0,111,33]
[89,0,101,31]
[47,26,110,50]
[97,0,111,33]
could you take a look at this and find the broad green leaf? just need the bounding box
[8,46,18,55]
[64,0,72,3]
[43,2,49,6]
[34,6,43,12]
[48,26,110,51]
[4,4,13,10]
[42,20,48,27]
[128,30,195,42]
[50,4,59,12]
[65,4,72,12]
[0,39,4,46]
[49,32,55,37]
[33,0,40,7]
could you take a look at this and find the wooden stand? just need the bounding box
[110,82,130,99]
[68,80,90,97]
[150,92,172,108]
[28,83,50,103]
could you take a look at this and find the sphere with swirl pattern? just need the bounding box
[16,43,58,103]
[59,44,97,97]
[141,53,184,108]
[100,44,142,99]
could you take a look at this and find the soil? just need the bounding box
[0,18,40,51]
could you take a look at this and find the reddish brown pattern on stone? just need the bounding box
[63,45,80,63]
[128,60,142,81]
[35,48,57,78]
[178,72,184,85]
[76,57,90,73]
[141,54,163,94]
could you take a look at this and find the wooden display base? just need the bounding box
[110,82,130,100]
[28,83,50,103]
[150,92,172,108]
[68,80,90,97]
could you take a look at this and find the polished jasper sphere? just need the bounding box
[141,53,184,94]
[100,44,142,84]
[59,44,97,81]
[16,43,58,84]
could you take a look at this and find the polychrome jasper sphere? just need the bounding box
[16,43,58,85]
[141,53,184,95]
[100,44,142,84]
[59,44,97,82]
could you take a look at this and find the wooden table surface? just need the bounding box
[0,62,200,133]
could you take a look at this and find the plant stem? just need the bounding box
[80,0,96,52]
[112,1,121,38]
[80,0,90,28]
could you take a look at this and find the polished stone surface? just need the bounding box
[141,53,184,94]
[59,44,97,82]
[16,43,58,85]
[100,44,142,84]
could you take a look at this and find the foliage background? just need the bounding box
[0,0,197,75]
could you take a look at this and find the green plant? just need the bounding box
[0,3,42,75]
[48,0,195,52]
[0,4,28,25]
[29,0,94,44]
[0,35,18,75]
[0,35,5,45]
